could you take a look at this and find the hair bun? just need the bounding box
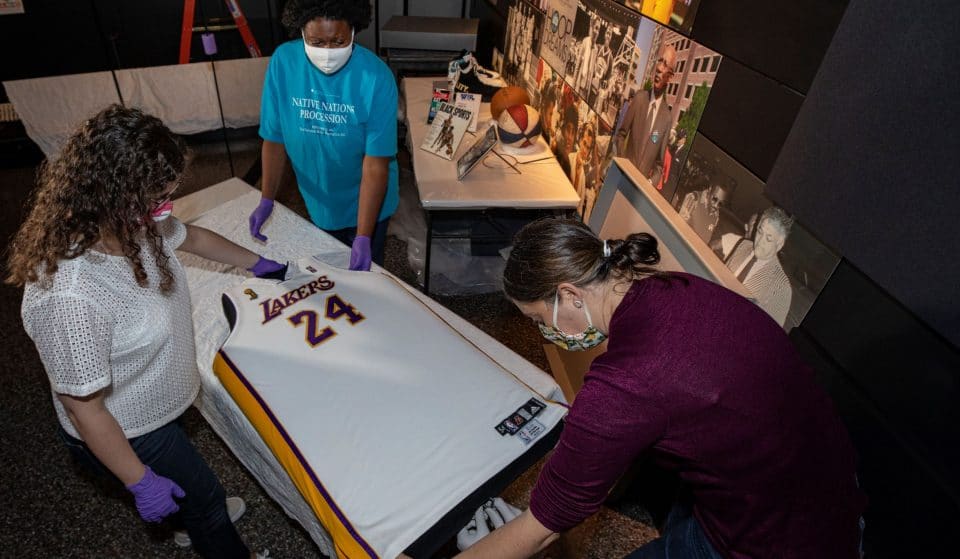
[621,232,660,266]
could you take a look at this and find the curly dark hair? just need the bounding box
[6,104,186,292]
[281,0,372,36]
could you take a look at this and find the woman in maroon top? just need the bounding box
[455,218,865,559]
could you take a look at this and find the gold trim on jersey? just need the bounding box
[212,352,379,559]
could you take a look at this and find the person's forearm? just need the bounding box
[260,139,288,201]
[60,394,145,485]
[356,156,390,237]
[455,510,557,559]
[181,224,259,269]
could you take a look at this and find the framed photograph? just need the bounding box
[670,135,841,331]
[457,125,500,180]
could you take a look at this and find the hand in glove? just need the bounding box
[248,198,274,242]
[456,497,522,551]
[248,256,287,280]
[456,506,491,551]
[485,497,522,527]
[126,465,185,522]
[349,235,372,271]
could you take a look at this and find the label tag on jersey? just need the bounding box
[495,398,546,436]
[517,419,546,445]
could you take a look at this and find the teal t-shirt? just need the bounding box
[260,40,399,230]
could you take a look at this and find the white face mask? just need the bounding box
[303,30,354,75]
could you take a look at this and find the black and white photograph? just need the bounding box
[595,24,638,126]
[672,135,840,330]
[502,0,545,90]
[568,1,640,110]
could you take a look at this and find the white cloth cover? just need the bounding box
[3,71,122,156]
[5,58,270,158]
[115,62,222,135]
[177,185,566,557]
[213,57,270,128]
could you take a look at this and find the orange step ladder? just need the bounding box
[179,0,262,64]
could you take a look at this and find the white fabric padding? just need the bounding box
[213,57,270,128]
[115,63,222,135]
[176,181,566,556]
[3,72,122,157]
[5,58,270,159]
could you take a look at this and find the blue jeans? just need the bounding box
[625,503,723,559]
[59,419,249,559]
[325,217,390,266]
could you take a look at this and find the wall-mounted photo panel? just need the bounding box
[671,135,840,330]
[502,0,545,90]
[618,0,702,33]
[588,158,753,302]
[609,20,720,197]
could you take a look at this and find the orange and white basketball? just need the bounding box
[490,86,531,120]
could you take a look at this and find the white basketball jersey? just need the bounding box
[216,257,566,559]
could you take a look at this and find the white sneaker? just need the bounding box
[173,496,247,548]
[255,550,270,559]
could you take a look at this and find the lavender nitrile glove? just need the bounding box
[349,235,372,271]
[248,198,274,242]
[125,465,185,523]
[248,256,287,279]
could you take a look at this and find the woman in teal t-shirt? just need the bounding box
[251,0,400,271]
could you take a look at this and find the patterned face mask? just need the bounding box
[537,291,607,351]
[150,198,174,222]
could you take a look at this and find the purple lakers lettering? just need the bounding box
[260,276,335,323]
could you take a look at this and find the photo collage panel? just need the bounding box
[499,0,721,221]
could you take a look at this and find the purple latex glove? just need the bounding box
[248,198,274,242]
[125,465,185,523]
[349,235,372,271]
[248,256,287,279]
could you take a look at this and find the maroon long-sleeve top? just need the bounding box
[530,273,866,559]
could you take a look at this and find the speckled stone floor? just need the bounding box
[0,138,658,558]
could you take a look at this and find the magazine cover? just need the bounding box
[420,102,474,160]
[454,92,483,132]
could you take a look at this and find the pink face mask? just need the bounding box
[150,199,174,222]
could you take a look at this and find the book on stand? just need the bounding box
[420,102,473,161]
[454,92,482,132]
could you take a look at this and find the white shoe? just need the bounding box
[255,550,270,559]
[173,496,247,548]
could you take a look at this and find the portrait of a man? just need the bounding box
[614,43,676,187]
[725,206,795,327]
[678,175,735,244]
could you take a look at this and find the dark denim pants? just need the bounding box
[325,217,390,267]
[59,419,249,559]
[624,503,723,559]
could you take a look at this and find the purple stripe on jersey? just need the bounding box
[217,349,380,558]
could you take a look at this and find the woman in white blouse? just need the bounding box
[6,105,278,558]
